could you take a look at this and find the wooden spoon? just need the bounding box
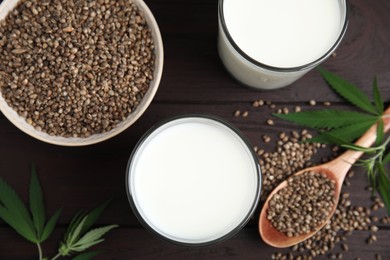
[259,106,390,248]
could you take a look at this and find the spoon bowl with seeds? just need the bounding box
[259,106,390,248]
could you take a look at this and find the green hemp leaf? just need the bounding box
[54,201,118,259]
[0,166,62,259]
[273,67,390,215]
[0,167,117,260]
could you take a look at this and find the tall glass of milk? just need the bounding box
[218,0,348,90]
[126,115,261,245]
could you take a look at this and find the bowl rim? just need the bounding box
[0,0,164,146]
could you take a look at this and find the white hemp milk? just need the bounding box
[218,0,347,89]
[127,117,260,244]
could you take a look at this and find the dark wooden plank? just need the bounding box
[0,226,389,260]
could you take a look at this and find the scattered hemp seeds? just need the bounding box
[233,110,249,118]
[0,0,155,137]
[252,99,264,107]
[256,129,383,259]
[244,97,387,259]
[259,130,321,201]
[241,98,387,258]
[267,171,336,237]
[270,183,374,260]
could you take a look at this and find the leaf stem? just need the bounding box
[50,252,61,260]
[36,243,43,260]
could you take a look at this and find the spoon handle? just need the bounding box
[328,106,390,174]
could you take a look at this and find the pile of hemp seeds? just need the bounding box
[0,0,155,137]
[234,100,388,260]
[267,171,336,238]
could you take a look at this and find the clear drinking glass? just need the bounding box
[218,0,349,90]
[126,115,261,246]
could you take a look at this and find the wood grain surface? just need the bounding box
[0,0,389,259]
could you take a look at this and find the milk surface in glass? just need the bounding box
[128,117,259,244]
[218,0,347,89]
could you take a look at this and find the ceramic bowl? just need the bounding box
[0,0,163,146]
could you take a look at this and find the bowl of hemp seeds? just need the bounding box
[0,0,163,146]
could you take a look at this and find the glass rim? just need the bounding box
[125,114,262,246]
[218,0,350,72]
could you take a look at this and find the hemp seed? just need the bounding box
[262,135,271,143]
[380,216,389,224]
[252,100,260,107]
[341,243,348,252]
[370,225,379,232]
[0,0,155,138]
[267,119,274,126]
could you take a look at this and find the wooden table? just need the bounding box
[1,0,389,259]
